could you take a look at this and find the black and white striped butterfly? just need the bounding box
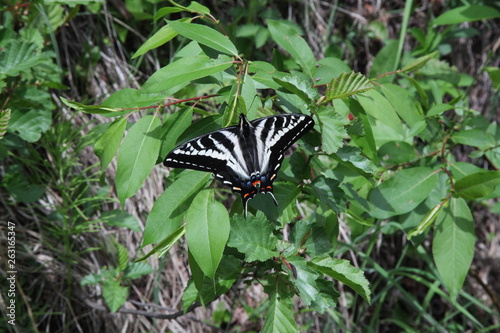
[164,113,314,217]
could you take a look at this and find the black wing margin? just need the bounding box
[163,128,238,173]
[251,113,315,155]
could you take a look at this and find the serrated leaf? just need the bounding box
[227,212,278,262]
[261,292,299,333]
[455,171,500,200]
[325,72,374,101]
[94,117,127,170]
[401,51,439,73]
[124,262,154,279]
[433,197,475,301]
[267,19,316,79]
[141,54,233,93]
[286,256,320,307]
[143,170,210,246]
[317,107,347,154]
[307,176,346,213]
[273,75,316,104]
[369,167,438,219]
[182,255,240,312]
[0,40,43,76]
[185,189,230,278]
[80,273,102,286]
[8,108,52,142]
[0,109,11,140]
[116,115,162,204]
[310,279,339,313]
[335,146,376,175]
[114,241,129,272]
[167,20,239,57]
[102,279,128,312]
[310,257,371,303]
[247,182,301,222]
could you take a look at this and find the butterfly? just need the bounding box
[164,113,314,217]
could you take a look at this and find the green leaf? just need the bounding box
[273,75,316,104]
[0,40,44,76]
[452,129,496,150]
[0,109,11,140]
[60,96,124,115]
[427,103,455,117]
[357,89,405,142]
[267,19,316,78]
[185,189,230,278]
[248,182,301,222]
[9,105,52,143]
[317,107,347,154]
[324,72,374,101]
[99,210,141,232]
[369,39,399,82]
[369,167,438,219]
[3,165,44,203]
[433,5,500,25]
[132,24,179,59]
[307,176,346,213]
[380,83,425,128]
[261,292,299,333]
[401,51,439,73]
[94,117,127,170]
[159,108,194,160]
[138,226,185,262]
[80,273,102,285]
[433,197,475,301]
[227,212,278,262]
[141,54,233,93]
[124,262,154,279]
[485,66,500,90]
[407,202,444,240]
[143,170,210,246]
[286,256,320,307]
[101,89,166,110]
[102,279,128,312]
[290,219,335,256]
[310,279,339,313]
[455,171,500,200]
[153,7,184,21]
[116,115,162,204]
[377,141,419,166]
[114,241,129,271]
[167,20,239,57]
[310,256,371,303]
[314,58,352,85]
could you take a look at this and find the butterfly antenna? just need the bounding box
[268,192,278,206]
[244,198,248,218]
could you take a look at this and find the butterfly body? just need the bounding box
[164,113,314,216]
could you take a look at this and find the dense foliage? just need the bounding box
[1,1,499,332]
